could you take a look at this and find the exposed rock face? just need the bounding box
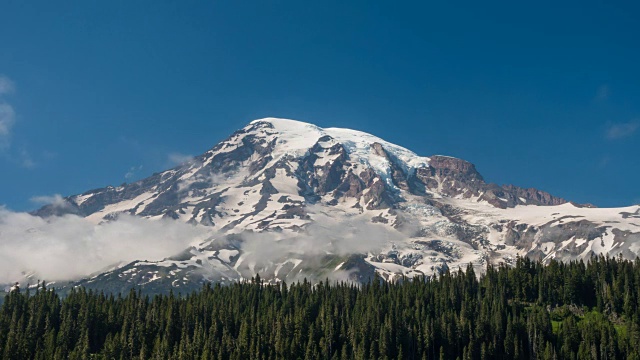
[335,170,364,198]
[501,185,567,206]
[407,155,567,209]
[372,142,410,191]
[24,118,640,293]
[428,155,483,181]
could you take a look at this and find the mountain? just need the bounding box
[29,118,640,294]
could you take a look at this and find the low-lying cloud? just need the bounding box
[0,200,415,287]
[0,208,208,284]
[222,206,411,282]
[239,216,391,260]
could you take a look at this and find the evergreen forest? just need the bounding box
[2,256,640,359]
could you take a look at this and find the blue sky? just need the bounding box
[0,0,638,211]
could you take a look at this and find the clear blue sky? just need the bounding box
[1,0,638,211]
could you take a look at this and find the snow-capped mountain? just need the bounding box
[32,118,640,294]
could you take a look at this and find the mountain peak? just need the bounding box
[23,117,640,292]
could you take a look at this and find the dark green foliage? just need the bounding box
[2,256,640,359]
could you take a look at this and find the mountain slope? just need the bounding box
[29,118,640,293]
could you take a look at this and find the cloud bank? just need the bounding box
[0,208,208,284]
[0,200,412,287]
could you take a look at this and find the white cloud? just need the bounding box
[125,165,143,179]
[30,194,69,208]
[168,152,194,166]
[605,121,639,140]
[0,208,208,283]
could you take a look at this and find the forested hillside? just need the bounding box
[2,256,640,359]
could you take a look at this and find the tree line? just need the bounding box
[1,255,640,359]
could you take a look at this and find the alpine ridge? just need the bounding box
[23,118,640,294]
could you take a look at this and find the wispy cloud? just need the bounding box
[605,121,639,140]
[1,147,38,169]
[0,75,36,168]
[596,84,609,101]
[30,194,69,209]
[167,152,194,166]
[0,75,14,95]
[19,149,35,168]
[125,165,143,180]
[0,75,15,150]
[597,155,611,168]
[0,104,15,149]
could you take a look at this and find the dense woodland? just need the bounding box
[2,256,640,359]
